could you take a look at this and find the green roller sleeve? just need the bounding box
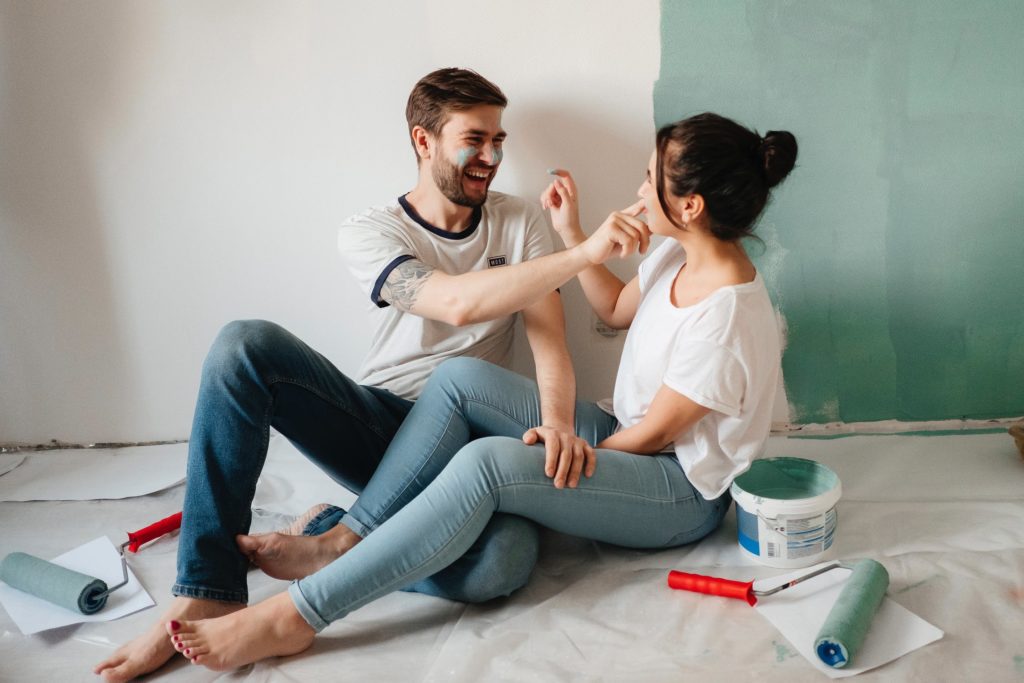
[0,552,109,615]
[814,559,890,668]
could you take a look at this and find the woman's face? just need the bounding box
[638,150,674,236]
[640,147,703,237]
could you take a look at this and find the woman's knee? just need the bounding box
[425,357,502,396]
[449,436,524,476]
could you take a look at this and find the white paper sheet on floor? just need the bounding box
[0,537,155,635]
[0,445,186,501]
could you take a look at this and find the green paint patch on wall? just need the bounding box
[655,1,1024,423]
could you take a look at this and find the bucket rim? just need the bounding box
[730,456,842,513]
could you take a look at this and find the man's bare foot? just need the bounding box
[93,597,243,682]
[166,592,315,671]
[280,503,331,535]
[236,523,360,581]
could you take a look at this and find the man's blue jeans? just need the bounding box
[172,320,540,604]
[287,357,732,631]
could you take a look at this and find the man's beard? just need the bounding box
[432,157,487,208]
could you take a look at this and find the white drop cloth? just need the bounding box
[0,432,1021,682]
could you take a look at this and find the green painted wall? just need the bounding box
[655,1,1024,423]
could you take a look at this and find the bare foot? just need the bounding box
[93,597,243,682]
[166,592,315,671]
[236,524,359,581]
[280,503,331,535]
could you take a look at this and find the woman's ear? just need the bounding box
[675,194,705,225]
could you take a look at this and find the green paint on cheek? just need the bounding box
[1013,655,1024,674]
[491,147,503,165]
[456,147,477,169]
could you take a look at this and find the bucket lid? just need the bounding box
[731,457,841,514]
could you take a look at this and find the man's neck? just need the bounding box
[404,182,476,233]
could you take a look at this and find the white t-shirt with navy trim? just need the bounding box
[337,192,554,400]
[611,238,782,500]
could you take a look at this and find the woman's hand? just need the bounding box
[540,169,585,247]
[579,200,650,265]
[522,426,596,489]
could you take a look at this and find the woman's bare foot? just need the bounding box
[93,597,243,682]
[280,503,331,535]
[166,592,315,671]
[236,523,360,581]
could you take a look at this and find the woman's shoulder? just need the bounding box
[685,274,776,342]
[639,239,685,290]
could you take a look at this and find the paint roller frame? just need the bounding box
[96,510,184,602]
[89,510,185,604]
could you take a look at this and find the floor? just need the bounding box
[0,431,1022,682]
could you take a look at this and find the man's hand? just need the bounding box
[580,200,650,265]
[522,426,596,489]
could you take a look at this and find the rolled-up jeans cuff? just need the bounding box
[339,512,371,538]
[171,583,247,604]
[300,504,347,536]
[289,581,329,632]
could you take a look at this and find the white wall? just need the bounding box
[0,1,665,444]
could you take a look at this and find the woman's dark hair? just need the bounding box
[655,113,797,241]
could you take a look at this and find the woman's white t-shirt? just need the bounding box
[610,239,782,500]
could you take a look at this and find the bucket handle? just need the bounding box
[756,511,790,538]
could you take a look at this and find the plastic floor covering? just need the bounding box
[1,431,1022,682]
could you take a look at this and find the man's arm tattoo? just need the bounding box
[381,259,435,310]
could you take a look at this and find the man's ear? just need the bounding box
[411,126,432,163]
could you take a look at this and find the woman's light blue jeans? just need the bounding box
[288,358,732,631]
[173,321,546,604]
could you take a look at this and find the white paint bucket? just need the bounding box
[730,457,842,568]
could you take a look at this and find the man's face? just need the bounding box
[429,105,506,208]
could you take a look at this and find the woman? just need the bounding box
[163,113,798,670]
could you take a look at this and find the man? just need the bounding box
[95,67,599,682]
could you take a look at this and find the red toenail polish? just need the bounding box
[170,620,181,630]
[185,648,190,655]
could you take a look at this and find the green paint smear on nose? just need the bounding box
[456,147,478,169]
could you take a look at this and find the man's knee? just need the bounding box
[204,319,288,375]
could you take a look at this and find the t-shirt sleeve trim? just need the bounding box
[371,254,416,308]
[662,377,742,418]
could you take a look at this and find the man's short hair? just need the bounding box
[406,68,507,160]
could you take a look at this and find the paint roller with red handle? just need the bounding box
[667,560,890,669]
[0,510,184,615]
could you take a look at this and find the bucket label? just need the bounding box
[737,506,837,561]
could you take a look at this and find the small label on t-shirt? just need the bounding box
[487,256,507,267]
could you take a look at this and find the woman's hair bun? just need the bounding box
[760,130,798,188]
